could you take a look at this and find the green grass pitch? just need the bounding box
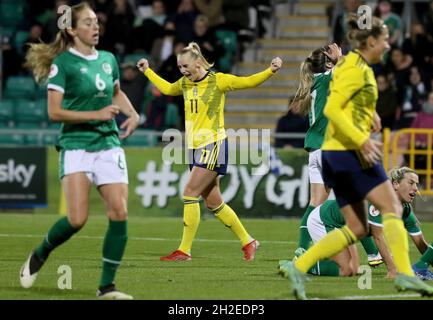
[0,213,432,300]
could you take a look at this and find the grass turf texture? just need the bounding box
[1,213,432,300]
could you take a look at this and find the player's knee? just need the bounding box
[204,197,222,210]
[339,265,353,277]
[67,215,87,229]
[106,203,128,220]
[108,209,128,220]
[347,224,367,239]
[183,186,200,198]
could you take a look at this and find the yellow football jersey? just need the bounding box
[322,50,378,151]
[144,68,274,148]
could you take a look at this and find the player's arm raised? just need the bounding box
[137,58,182,96]
[218,57,282,91]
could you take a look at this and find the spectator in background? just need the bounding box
[171,0,198,44]
[96,18,112,51]
[132,0,166,53]
[396,66,429,129]
[41,0,70,42]
[158,40,186,127]
[1,33,21,83]
[411,91,433,148]
[252,0,272,38]
[158,40,186,82]
[105,0,135,57]
[376,73,399,130]
[116,61,148,127]
[149,0,168,26]
[406,94,433,185]
[192,15,224,69]
[21,23,45,55]
[422,1,433,42]
[402,23,433,69]
[93,0,112,13]
[150,21,177,68]
[386,46,413,97]
[221,0,250,33]
[193,0,223,29]
[333,0,363,53]
[375,0,402,46]
[275,100,308,149]
[90,0,111,27]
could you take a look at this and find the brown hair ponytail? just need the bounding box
[24,2,92,83]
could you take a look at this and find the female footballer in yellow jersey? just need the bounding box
[137,42,282,261]
[282,14,433,299]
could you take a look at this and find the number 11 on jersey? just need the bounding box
[190,99,198,113]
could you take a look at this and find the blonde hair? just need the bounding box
[346,13,387,49]
[389,167,417,184]
[25,2,92,83]
[292,48,328,116]
[179,42,214,70]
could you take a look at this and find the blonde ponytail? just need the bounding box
[25,31,72,83]
[292,58,314,116]
[179,41,214,70]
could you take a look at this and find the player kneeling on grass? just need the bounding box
[281,200,359,277]
[280,200,383,278]
[368,167,433,281]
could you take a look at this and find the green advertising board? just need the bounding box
[39,147,309,218]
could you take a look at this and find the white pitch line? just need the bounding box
[309,293,422,300]
[0,233,295,244]
[339,293,422,300]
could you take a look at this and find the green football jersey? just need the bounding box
[368,202,421,234]
[319,200,346,231]
[48,48,121,151]
[304,71,332,152]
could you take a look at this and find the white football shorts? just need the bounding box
[59,147,128,186]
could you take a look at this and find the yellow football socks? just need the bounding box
[382,213,414,276]
[178,196,200,255]
[295,225,357,273]
[213,203,252,246]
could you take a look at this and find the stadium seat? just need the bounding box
[48,122,62,129]
[14,99,47,128]
[215,30,238,73]
[0,99,14,128]
[216,30,238,54]
[14,30,29,55]
[14,122,42,129]
[24,133,43,145]
[0,26,16,40]
[0,2,25,28]
[123,53,152,66]
[42,133,58,146]
[36,83,48,99]
[0,133,25,145]
[164,103,179,128]
[35,99,49,120]
[4,76,36,99]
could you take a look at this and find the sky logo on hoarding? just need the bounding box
[0,160,36,188]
